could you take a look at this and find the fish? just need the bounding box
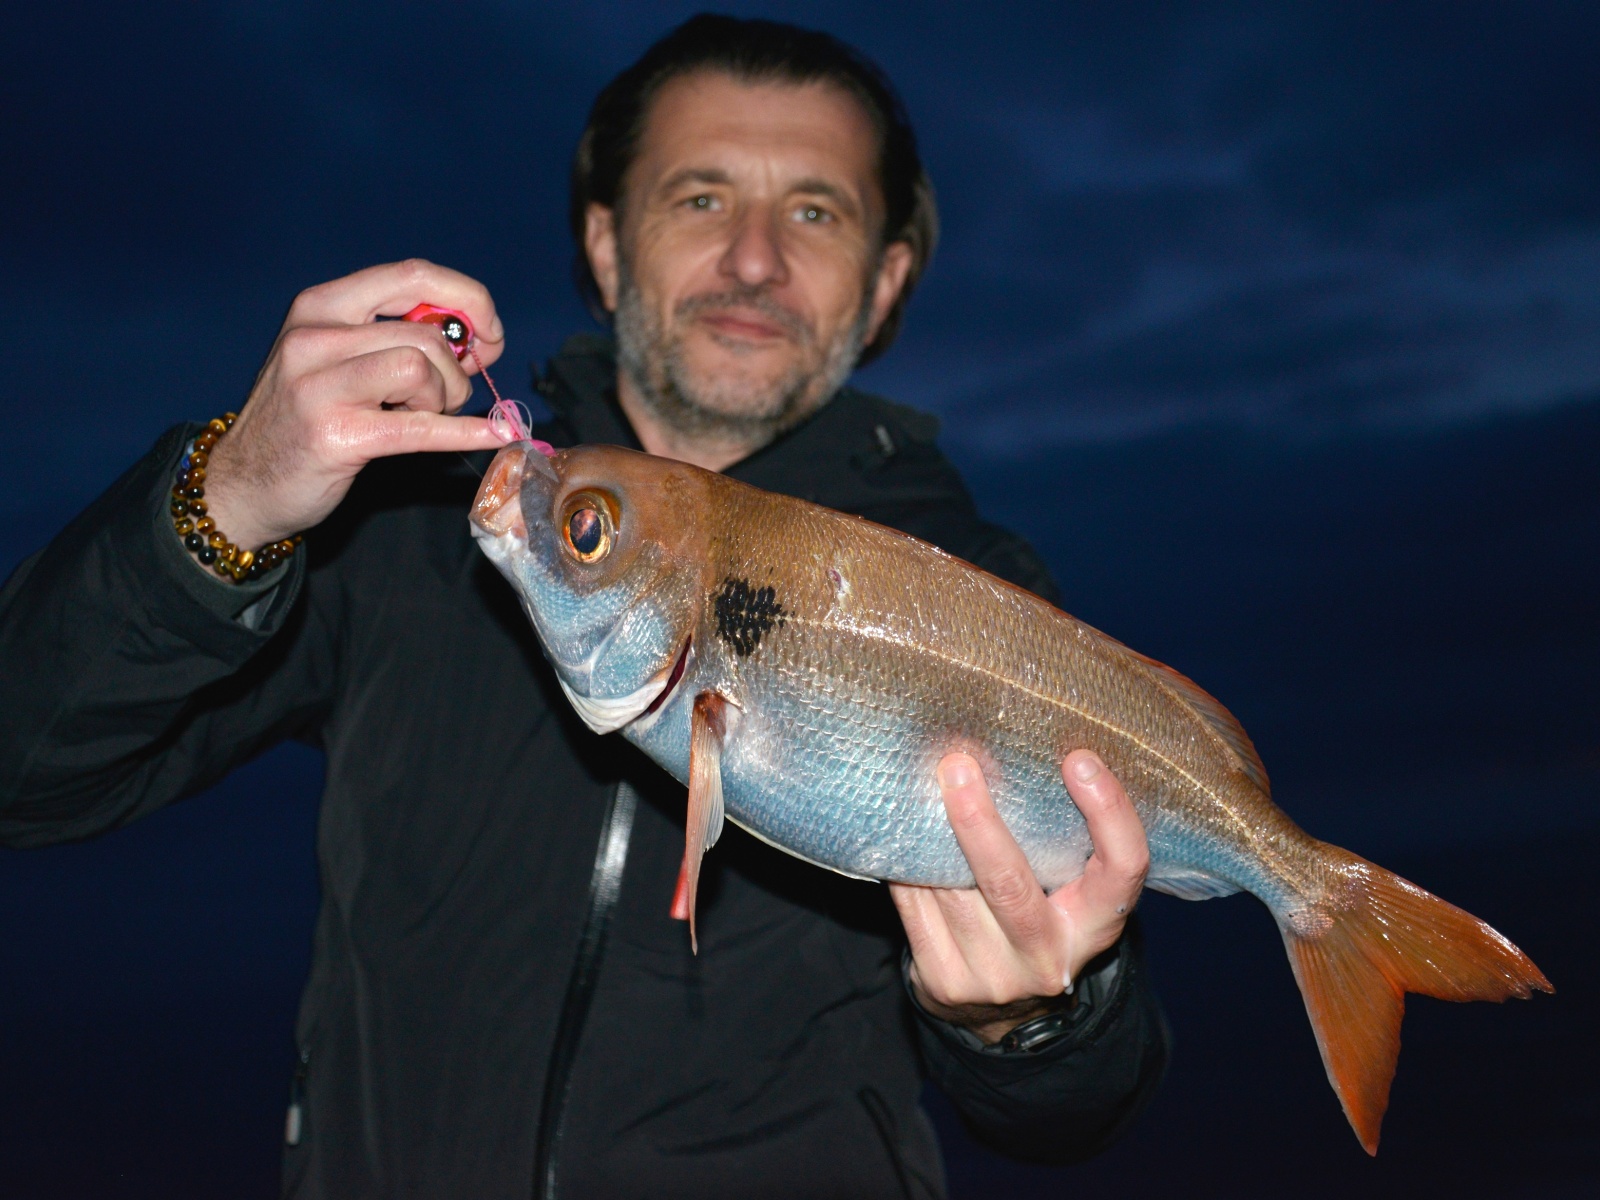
[469,439,1551,1155]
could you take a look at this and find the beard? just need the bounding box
[613,259,872,452]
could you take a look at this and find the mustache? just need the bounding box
[675,286,810,342]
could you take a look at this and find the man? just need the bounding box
[0,16,1167,1198]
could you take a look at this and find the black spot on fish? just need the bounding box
[715,577,787,657]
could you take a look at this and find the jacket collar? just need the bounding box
[534,333,949,514]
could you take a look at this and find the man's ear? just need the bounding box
[863,240,915,347]
[585,203,621,312]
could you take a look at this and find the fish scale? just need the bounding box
[470,440,1550,1155]
[696,482,1281,900]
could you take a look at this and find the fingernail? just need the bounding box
[939,757,975,790]
[1071,754,1101,782]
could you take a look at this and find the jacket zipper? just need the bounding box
[285,1047,310,1147]
[532,780,638,1200]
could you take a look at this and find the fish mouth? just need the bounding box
[640,637,692,721]
[470,440,558,540]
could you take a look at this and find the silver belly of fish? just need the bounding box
[626,654,1096,890]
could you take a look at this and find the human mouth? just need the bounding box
[697,309,790,341]
[677,288,807,345]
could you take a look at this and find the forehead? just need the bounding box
[630,70,882,197]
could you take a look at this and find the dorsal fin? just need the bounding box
[1126,648,1270,795]
[1073,619,1271,795]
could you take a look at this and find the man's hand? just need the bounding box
[203,259,508,550]
[889,750,1149,1044]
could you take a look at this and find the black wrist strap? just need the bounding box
[995,999,1093,1053]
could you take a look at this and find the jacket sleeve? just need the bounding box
[0,424,334,847]
[913,513,1172,1161]
[908,917,1169,1163]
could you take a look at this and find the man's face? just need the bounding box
[586,71,912,447]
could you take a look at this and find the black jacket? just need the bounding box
[0,334,1168,1199]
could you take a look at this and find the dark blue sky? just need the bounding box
[3,3,1596,1196]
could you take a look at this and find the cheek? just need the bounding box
[630,221,723,302]
[789,241,872,330]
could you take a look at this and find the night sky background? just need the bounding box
[3,2,1596,1197]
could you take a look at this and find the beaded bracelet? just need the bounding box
[169,412,302,584]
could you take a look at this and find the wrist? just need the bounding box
[907,970,1072,1046]
[170,414,302,583]
[200,423,295,550]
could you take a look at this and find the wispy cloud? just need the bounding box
[858,4,1600,448]
[869,222,1600,451]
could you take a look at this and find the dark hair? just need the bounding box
[570,13,938,365]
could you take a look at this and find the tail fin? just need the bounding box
[1281,845,1551,1155]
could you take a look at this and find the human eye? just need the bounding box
[682,193,722,212]
[792,203,834,225]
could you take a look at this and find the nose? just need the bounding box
[718,208,788,289]
[471,444,530,538]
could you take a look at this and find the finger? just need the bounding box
[1055,750,1149,924]
[889,883,962,976]
[926,883,1068,1004]
[893,884,1003,1010]
[278,322,474,412]
[937,754,1059,957]
[287,259,506,350]
[352,409,503,460]
[927,879,1003,948]
[304,345,458,417]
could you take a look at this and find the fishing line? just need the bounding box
[402,302,551,454]
[466,342,536,445]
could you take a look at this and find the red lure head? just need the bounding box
[402,303,475,360]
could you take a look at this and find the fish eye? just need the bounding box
[567,508,606,559]
[562,494,614,563]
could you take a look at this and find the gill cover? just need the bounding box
[469,443,708,735]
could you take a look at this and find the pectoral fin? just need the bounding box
[669,692,727,953]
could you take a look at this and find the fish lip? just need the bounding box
[470,442,550,539]
[636,637,692,725]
